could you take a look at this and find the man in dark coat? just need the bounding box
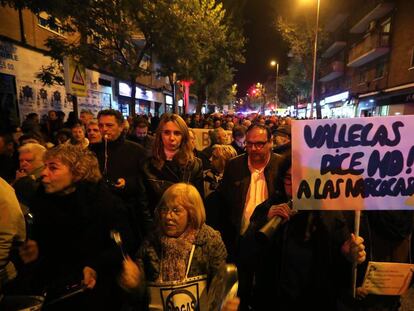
[127,116,155,158]
[216,124,286,310]
[230,125,246,155]
[217,124,286,259]
[90,109,151,248]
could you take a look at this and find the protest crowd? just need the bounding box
[0,108,413,311]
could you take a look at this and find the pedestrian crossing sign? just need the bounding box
[64,57,87,97]
[72,65,85,85]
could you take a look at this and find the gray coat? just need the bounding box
[137,224,227,283]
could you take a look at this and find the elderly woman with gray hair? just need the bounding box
[17,144,133,310]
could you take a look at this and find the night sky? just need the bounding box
[233,0,289,96]
[233,0,317,96]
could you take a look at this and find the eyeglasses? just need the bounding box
[158,206,186,216]
[245,141,268,149]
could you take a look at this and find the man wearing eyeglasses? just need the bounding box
[218,124,286,250]
[216,124,286,310]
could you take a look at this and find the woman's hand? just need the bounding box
[221,297,240,311]
[19,239,39,264]
[267,203,295,221]
[83,266,97,289]
[341,233,366,264]
[119,256,142,290]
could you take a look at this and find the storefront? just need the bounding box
[374,84,414,116]
[165,94,173,113]
[357,99,377,117]
[117,81,164,116]
[320,91,356,118]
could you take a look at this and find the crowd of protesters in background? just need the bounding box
[0,108,413,311]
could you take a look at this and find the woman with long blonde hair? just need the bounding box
[142,113,204,214]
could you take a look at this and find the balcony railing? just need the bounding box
[347,31,390,67]
[319,61,344,82]
[350,1,394,33]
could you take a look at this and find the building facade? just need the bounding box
[319,0,414,118]
[0,4,171,130]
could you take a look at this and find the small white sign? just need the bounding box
[362,261,414,296]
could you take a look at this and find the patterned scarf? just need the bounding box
[159,228,197,282]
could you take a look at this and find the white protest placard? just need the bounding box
[361,261,414,295]
[292,115,414,210]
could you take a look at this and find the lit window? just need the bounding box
[37,12,64,35]
[382,18,391,33]
[380,18,391,46]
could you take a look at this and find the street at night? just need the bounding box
[0,0,414,310]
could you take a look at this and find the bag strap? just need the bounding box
[185,245,196,279]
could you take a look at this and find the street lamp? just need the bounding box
[302,0,321,118]
[270,60,279,107]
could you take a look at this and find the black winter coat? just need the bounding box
[141,157,204,214]
[244,197,350,310]
[28,181,134,310]
[90,136,151,244]
[216,153,286,259]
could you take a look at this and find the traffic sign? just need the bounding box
[64,57,87,97]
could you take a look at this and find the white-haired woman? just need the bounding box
[120,183,239,311]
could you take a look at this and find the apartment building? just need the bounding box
[0,4,171,130]
[319,0,414,118]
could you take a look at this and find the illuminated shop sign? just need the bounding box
[166,95,173,105]
[321,91,349,105]
[118,82,154,101]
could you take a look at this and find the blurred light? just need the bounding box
[324,91,349,104]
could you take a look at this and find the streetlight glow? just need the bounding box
[310,0,321,119]
[270,60,279,107]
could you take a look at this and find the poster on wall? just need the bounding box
[17,79,72,120]
[77,90,111,116]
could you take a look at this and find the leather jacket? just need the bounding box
[141,157,204,214]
